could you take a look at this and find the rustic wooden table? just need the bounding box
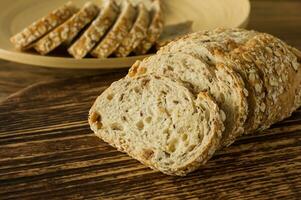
[0,0,301,199]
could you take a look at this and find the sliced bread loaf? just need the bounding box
[34,2,99,55]
[10,2,78,50]
[68,0,119,59]
[128,52,247,147]
[115,3,150,57]
[89,75,224,176]
[134,0,164,55]
[91,0,136,58]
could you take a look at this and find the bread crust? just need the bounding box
[243,33,301,129]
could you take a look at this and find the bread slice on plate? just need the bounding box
[10,1,78,50]
[89,75,224,176]
[129,52,247,148]
[115,3,150,57]
[91,0,136,58]
[68,0,119,59]
[134,0,164,55]
[34,2,99,55]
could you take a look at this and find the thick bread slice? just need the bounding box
[10,2,78,50]
[68,0,119,59]
[34,2,99,55]
[128,52,247,148]
[91,0,136,58]
[115,3,150,57]
[243,33,301,129]
[89,75,224,176]
[134,0,164,55]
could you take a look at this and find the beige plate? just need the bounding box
[0,0,250,69]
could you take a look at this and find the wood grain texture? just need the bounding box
[0,72,300,199]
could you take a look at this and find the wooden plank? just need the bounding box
[0,72,300,199]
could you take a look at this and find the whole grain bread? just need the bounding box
[34,2,99,55]
[91,0,136,58]
[134,0,164,55]
[10,2,78,50]
[68,0,119,59]
[129,52,248,148]
[89,75,224,176]
[115,3,150,57]
[89,28,301,176]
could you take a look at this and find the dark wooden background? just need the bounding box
[0,0,301,199]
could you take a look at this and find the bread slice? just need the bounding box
[115,3,150,57]
[129,52,247,148]
[89,75,224,176]
[34,2,99,55]
[10,2,78,50]
[91,0,136,58]
[68,0,119,59]
[134,0,164,55]
[243,33,301,130]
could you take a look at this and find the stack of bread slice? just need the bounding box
[89,28,301,176]
[10,0,164,59]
